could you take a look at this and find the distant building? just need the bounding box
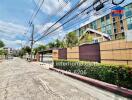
[3,47,13,55]
[3,47,13,59]
[71,3,132,43]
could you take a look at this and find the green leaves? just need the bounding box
[54,60,132,89]
[0,40,5,48]
[47,39,64,49]
[65,32,79,48]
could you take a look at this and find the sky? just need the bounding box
[0,0,131,49]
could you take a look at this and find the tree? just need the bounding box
[18,49,25,58]
[33,45,47,55]
[47,42,56,49]
[0,49,4,55]
[33,48,38,55]
[24,46,31,55]
[37,45,47,52]
[47,39,65,49]
[54,39,65,48]
[65,32,78,47]
[18,46,31,58]
[0,40,5,48]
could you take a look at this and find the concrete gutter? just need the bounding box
[49,68,132,99]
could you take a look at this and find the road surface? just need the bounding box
[0,58,129,100]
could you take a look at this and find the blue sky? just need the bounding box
[0,0,131,49]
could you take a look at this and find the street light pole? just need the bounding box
[30,24,34,61]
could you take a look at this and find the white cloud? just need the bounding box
[79,0,94,10]
[34,41,44,47]
[0,20,29,48]
[36,22,63,34]
[1,38,27,48]
[34,0,71,16]
[0,20,28,35]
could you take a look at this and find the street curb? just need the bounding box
[49,68,132,98]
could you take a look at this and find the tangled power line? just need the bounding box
[25,0,125,44]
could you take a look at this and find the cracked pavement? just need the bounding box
[0,58,129,100]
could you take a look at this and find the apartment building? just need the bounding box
[73,3,132,42]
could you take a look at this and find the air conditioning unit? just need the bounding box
[93,0,104,11]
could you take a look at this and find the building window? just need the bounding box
[101,27,106,33]
[106,15,111,25]
[113,22,117,29]
[125,3,132,17]
[126,16,132,30]
[90,21,97,29]
[125,10,132,17]
[101,17,105,27]
[106,25,112,35]
[114,29,117,33]
[93,21,97,29]
[113,17,115,21]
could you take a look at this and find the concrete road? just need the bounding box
[0,58,129,100]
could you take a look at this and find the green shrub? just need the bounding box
[54,60,132,89]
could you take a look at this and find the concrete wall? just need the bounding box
[100,40,132,65]
[53,50,59,60]
[52,39,132,66]
[67,47,79,61]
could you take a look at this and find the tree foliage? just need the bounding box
[47,42,55,49]
[24,46,31,55]
[0,40,5,48]
[33,45,47,55]
[0,49,4,55]
[65,32,78,47]
[18,46,31,57]
[47,39,64,49]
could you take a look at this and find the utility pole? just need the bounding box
[30,24,34,61]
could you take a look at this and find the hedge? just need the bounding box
[54,60,132,89]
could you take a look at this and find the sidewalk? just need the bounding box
[31,61,53,69]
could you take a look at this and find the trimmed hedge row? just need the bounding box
[54,60,132,89]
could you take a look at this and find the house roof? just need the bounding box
[80,28,111,40]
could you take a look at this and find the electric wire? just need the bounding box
[35,0,88,42]
[35,0,119,42]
